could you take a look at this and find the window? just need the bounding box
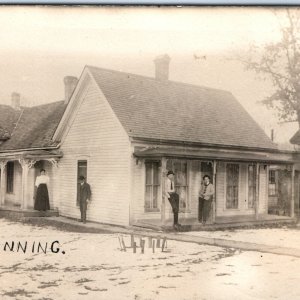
[166,159,189,211]
[226,163,239,209]
[248,165,256,208]
[145,161,160,212]
[268,170,277,196]
[77,160,87,206]
[174,160,188,210]
[6,162,14,193]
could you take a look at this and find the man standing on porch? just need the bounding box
[78,176,91,224]
[166,170,181,229]
[198,175,214,225]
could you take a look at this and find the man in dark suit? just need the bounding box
[165,170,181,229]
[78,175,91,224]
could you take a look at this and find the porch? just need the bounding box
[0,205,59,219]
[132,144,300,230]
[133,214,296,231]
[0,149,62,212]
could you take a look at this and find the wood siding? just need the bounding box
[56,80,131,226]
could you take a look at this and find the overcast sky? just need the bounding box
[0,6,297,145]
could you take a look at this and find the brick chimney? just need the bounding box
[64,76,78,104]
[154,54,171,81]
[11,92,20,110]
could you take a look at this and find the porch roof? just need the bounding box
[0,149,63,160]
[133,146,299,164]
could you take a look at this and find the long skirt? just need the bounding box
[34,184,50,211]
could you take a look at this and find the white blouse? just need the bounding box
[35,175,50,187]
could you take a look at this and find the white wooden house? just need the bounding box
[0,55,299,228]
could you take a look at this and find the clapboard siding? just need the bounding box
[57,80,131,226]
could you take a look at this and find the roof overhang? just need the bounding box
[0,149,63,160]
[133,145,300,164]
[130,136,279,153]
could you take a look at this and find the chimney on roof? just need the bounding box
[154,54,171,81]
[11,92,20,110]
[64,76,78,104]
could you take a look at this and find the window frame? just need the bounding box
[247,164,256,209]
[268,169,277,196]
[166,159,190,212]
[225,162,240,210]
[6,161,14,194]
[144,161,161,212]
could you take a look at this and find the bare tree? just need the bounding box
[238,9,300,128]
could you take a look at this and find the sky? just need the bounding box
[0,6,298,146]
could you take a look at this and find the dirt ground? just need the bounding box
[0,219,300,300]
[183,226,300,249]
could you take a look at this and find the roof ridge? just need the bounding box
[86,65,231,95]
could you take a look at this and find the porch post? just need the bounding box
[255,163,260,220]
[291,164,295,218]
[212,160,217,223]
[0,160,7,206]
[161,157,167,225]
[19,158,36,209]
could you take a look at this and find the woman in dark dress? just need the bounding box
[34,169,50,211]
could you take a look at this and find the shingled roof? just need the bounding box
[88,66,277,150]
[0,64,277,152]
[0,101,66,151]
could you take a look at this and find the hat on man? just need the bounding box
[78,175,85,180]
[167,170,175,176]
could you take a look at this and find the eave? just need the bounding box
[133,145,300,164]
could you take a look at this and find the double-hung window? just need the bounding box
[226,163,239,209]
[145,161,160,212]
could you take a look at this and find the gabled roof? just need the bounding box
[0,101,66,151]
[88,66,277,150]
[0,64,277,153]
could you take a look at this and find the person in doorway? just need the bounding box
[34,169,50,211]
[78,175,91,224]
[198,175,214,225]
[165,170,181,229]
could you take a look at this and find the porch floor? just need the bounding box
[133,214,296,231]
[0,205,59,219]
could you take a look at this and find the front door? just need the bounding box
[77,161,87,206]
[278,169,292,216]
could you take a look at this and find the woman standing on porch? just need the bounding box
[34,169,50,211]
